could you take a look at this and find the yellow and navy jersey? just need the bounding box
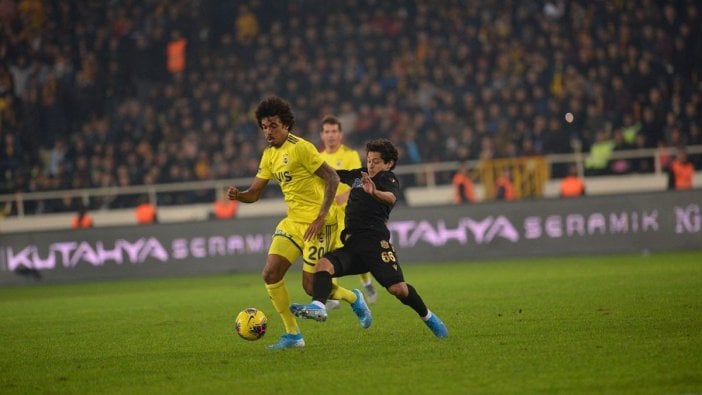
[257,133,327,223]
[319,145,362,199]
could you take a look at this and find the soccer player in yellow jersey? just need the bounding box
[227,97,371,349]
[319,115,378,309]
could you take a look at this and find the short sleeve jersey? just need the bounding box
[257,133,326,223]
[338,169,400,237]
[319,145,362,199]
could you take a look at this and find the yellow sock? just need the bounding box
[330,283,357,304]
[359,272,371,285]
[265,279,299,335]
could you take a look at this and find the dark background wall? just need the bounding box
[1,190,700,286]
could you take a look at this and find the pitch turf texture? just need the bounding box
[1,251,700,394]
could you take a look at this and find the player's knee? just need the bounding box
[261,256,289,284]
[261,269,280,285]
[387,282,409,298]
[261,265,284,284]
[315,258,334,275]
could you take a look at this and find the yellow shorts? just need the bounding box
[269,217,339,273]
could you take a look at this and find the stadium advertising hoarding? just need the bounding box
[1,190,700,285]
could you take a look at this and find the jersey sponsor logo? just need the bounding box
[274,171,292,183]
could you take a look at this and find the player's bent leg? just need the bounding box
[325,277,342,309]
[317,257,356,306]
[329,283,356,305]
[391,282,448,338]
[263,254,304,348]
[291,269,333,322]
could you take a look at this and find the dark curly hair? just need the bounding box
[366,138,399,170]
[254,96,295,131]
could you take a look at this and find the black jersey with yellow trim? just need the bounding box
[337,168,400,238]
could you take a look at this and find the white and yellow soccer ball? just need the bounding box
[235,308,268,341]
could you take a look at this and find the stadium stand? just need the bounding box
[0,0,700,217]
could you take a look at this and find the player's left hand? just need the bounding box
[361,172,376,194]
[304,216,325,241]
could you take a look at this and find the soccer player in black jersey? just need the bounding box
[290,138,448,338]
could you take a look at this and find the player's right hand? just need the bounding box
[303,216,325,242]
[227,187,240,201]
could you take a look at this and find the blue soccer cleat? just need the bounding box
[266,333,305,349]
[425,313,448,338]
[289,302,328,322]
[350,289,372,328]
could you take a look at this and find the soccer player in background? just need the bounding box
[319,115,378,309]
[290,139,448,338]
[227,96,372,349]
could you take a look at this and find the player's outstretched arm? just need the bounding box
[227,177,269,203]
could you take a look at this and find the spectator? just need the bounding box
[135,196,158,224]
[610,129,635,175]
[213,195,238,220]
[452,162,476,204]
[71,204,94,229]
[585,130,615,176]
[235,5,259,45]
[559,164,586,198]
[495,168,515,201]
[668,147,694,191]
[0,0,700,213]
[166,30,187,75]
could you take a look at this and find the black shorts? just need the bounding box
[324,232,405,288]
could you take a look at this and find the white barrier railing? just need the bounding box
[2,145,700,218]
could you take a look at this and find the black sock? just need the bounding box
[398,284,428,317]
[312,271,333,304]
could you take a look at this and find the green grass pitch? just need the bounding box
[1,251,701,394]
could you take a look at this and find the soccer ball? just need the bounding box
[235,308,267,341]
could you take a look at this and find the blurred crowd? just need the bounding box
[0,0,701,213]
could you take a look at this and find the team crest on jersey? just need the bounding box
[380,240,390,249]
[282,154,289,165]
[352,178,362,188]
[336,159,343,168]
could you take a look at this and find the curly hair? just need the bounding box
[366,138,399,170]
[254,96,295,131]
